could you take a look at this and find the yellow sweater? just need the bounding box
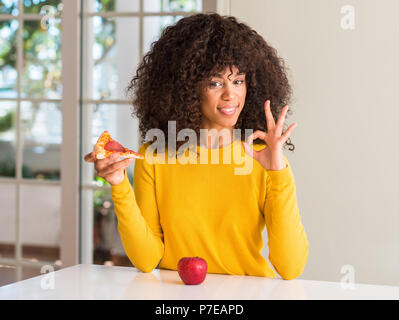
[110,139,309,280]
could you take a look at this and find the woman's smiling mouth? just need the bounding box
[217,105,238,116]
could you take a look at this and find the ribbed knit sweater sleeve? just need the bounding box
[110,144,164,272]
[263,156,309,280]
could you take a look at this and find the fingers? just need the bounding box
[84,151,119,164]
[276,105,289,135]
[94,153,120,171]
[98,158,134,177]
[243,130,266,160]
[264,100,275,130]
[85,152,130,172]
[281,122,298,142]
[242,141,255,158]
[246,130,266,146]
[84,151,135,183]
[84,152,96,163]
[265,100,291,134]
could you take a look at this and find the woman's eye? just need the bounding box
[208,79,245,88]
[209,81,222,88]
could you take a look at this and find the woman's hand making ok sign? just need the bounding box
[242,100,297,171]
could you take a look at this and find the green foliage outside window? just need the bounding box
[0,110,13,133]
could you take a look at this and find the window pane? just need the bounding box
[143,15,183,55]
[93,188,131,266]
[0,20,18,98]
[0,0,18,15]
[81,103,138,185]
[83,17,139,100]
[81,187,133,267]
[0,101,16,177]
[0,183,16,259]
[21,101,61,180]
[0,265,16,287]
[22,20,62,99]
[92,0,139,12]
[20,184,61,262]
[23,0,62,14]
[144,0,201,12]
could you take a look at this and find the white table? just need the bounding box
[0,264,398,300]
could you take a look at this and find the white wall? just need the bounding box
[231,0,399,286]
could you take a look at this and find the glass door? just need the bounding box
[79,0,205,267]
[0,0,63,286]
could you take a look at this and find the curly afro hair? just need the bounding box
[127,12,295,153]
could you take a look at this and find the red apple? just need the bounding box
[177,257,207,285]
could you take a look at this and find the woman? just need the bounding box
[85,13,308,280]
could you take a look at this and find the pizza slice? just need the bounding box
[94,130,144,160]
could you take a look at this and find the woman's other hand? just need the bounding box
[242,100,297,171]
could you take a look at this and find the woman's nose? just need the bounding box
[221,83,236,100]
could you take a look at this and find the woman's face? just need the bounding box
[199,65,247,133]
